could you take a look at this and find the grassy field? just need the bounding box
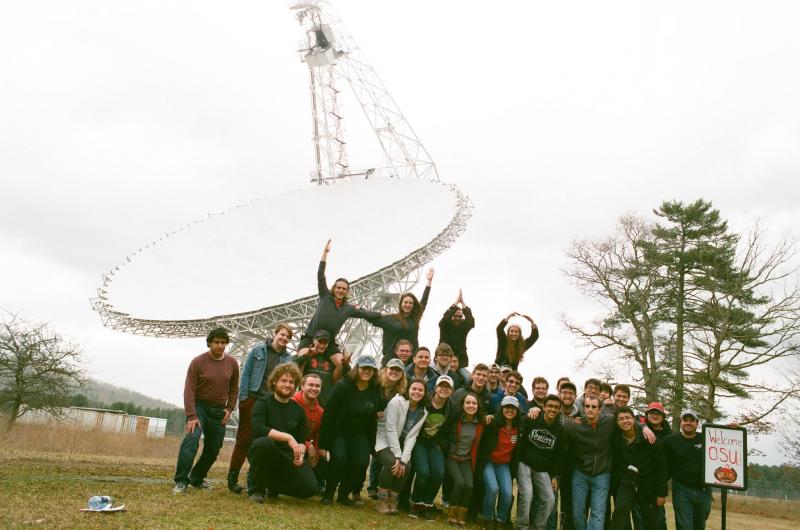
[1,424,798,529]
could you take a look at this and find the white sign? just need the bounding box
[703,424,747,490]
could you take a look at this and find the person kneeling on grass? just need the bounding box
[247,362,319,503]
[373,378,429,514]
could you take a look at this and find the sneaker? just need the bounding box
[440,499,450,509]
[367,489,379,501]
[408,503,425,519]
[190,479,212,490]
[351,492,365,506]
[248,493,265,504]
[172,482,188,494]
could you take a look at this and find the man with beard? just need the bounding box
[293,373,328,493]
[247,363,318,503]
[438,289,475,381]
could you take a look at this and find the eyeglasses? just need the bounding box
[506,380,520,386]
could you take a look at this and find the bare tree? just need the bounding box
[562,215,666,402]
[0,313,85,430]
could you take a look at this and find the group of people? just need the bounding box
[172,241,713,530]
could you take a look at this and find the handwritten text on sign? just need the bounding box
[703,426,746,489]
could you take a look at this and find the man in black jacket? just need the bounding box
[609,407,667,530]
[661,411,711,530]
[517,394,566,530]
[247,362,318,503]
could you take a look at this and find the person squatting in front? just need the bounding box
[247,362,319,503]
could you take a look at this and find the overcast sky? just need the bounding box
[2,1,799,464]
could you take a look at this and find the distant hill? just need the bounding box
[80,379,179,410]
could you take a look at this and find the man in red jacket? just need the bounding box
[293,373,327,493]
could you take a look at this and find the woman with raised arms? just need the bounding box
[367,268,434,367]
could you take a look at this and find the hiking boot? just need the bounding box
[374,498,390,514]
[248,492,265,504]
[172,482,188,494]
[227,470,243,494]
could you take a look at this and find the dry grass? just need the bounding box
[0,422,233,461]
[0,423,797,529]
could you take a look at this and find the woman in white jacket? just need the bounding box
[373,377,428,515]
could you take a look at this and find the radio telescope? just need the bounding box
[91,1,472,362]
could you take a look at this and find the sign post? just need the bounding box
[702,424,748,530]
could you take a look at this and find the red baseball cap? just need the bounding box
[646,402,666,415]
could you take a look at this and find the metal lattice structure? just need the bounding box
[91,1,472,365]
[293,1,439,184]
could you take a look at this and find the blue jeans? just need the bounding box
[571,469,610,530]
[672,481,712,530]
[173,401,226,485]
[482,461,513,523]
[411,441,446,505]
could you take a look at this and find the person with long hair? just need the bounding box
[373,378,429,514]
[296,239,380,370]
[478,395,523,529]
[446,391,484,526]
[368,269,434,367]
[409,374,455,520]
[365,358,409,500]
[319,356,381,507]
[494,312,539,370]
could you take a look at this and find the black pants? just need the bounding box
[325,432,371,498]
[248,437,318,499]
[376,447,410,492]
[611,481,658,530]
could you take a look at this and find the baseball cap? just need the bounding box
[386,358,405,370]
[356,356,377,369]
[681,410,699,421]
[500,365,512,373]
[313,330,330,341]
[646,402,666,415]
[501,396,520,409]
[489,363,501,371]
[436,375,454,388]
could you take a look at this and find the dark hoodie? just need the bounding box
[518,413,567,476]
[301,261,380,343]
